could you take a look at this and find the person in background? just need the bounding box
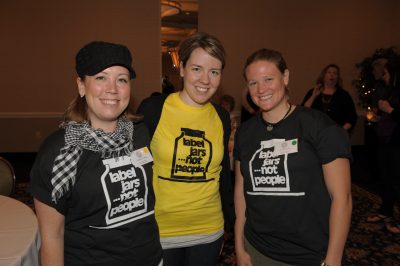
[28,41,162,266]
[302,64,358,132]
[234,48,352,266]
[137,32,234,266]
[241,89,260,123]
[219,94,239,181]
[220,94,235,114]
[162,75,176,95]
[366,63,400,234]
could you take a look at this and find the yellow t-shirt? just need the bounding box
[151,92,224,237]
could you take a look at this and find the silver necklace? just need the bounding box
[265,104,292,132]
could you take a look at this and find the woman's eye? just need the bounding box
[248,81,256,87]
[211,70,220,76]
[118,78,128,83]
[95,76,106,81]
[192,67,200,72]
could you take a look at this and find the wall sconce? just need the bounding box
[366,106,374,121]
[161,0,181,18]
[168,48,180,69]
[365,106,378,125]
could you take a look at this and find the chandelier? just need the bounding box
[161,0,181,18]
[168,48,180,69]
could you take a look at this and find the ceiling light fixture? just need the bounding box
[161,0,182,18]
[168,48,180,69]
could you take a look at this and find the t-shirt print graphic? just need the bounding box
[247,139,305,196]
[91,156,153,229]
[168,128,213,182]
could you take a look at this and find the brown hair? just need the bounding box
[178,32,226,69]
[63,80,140,123]
[243,48,288,81]
[220,94,235,112]
[316,64,343,89]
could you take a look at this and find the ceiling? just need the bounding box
[161,0,198,52]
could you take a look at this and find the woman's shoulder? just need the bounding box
[295,106,336,127]
[39,128,65,150]
[335,87,352,97]
[137,94,168,112]
[212,102,230,122]
[34,128,65,164]
[236,114,261,134]
[132,120,148,133]
[132,120,151,145]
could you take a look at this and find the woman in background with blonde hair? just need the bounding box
[302,64,357,132]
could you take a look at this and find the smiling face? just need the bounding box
[245,60,289,115]
[77,65,131,132]
[179,48,222,107]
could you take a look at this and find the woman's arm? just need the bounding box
[322,158,352,266]
[34,198,65,266]
[303,85,322,108]
[234,161,253,266]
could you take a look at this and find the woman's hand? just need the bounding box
[236,250,253,266]
[303,84,322,108]
[378,99,394,114]
[311,83,323,98]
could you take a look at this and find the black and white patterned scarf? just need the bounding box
[51,118,134,203]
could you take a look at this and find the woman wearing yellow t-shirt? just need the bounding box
[138,32,234,266]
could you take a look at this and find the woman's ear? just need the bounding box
[179,62,184,78]
[77,77,85,98]
[283,69,290,87]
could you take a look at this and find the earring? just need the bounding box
[80,94,85,98]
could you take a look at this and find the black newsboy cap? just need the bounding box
[75,41,136,79]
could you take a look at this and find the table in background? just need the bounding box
[0,195,40,266]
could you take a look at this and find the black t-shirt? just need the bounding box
[234,106,351,266]
[29,122,162,266]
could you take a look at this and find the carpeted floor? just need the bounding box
[11,181,400,266]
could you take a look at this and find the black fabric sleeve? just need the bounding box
[136,94,167,138]
[342,90,358,129]
[308,111,353,164]
[301,88,314,106]
[27,129,69,215]
[390,107,400,122]
[212,103,235,230]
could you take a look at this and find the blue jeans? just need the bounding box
[162,237,223,266]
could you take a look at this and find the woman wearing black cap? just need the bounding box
[28,41,162,266]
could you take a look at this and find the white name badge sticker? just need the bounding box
[274,138,298,156]
[130,147,153,166]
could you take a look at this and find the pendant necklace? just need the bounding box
[265,104,292,132]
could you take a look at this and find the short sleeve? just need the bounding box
[28,129,69,215]
[313,115,352,164]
